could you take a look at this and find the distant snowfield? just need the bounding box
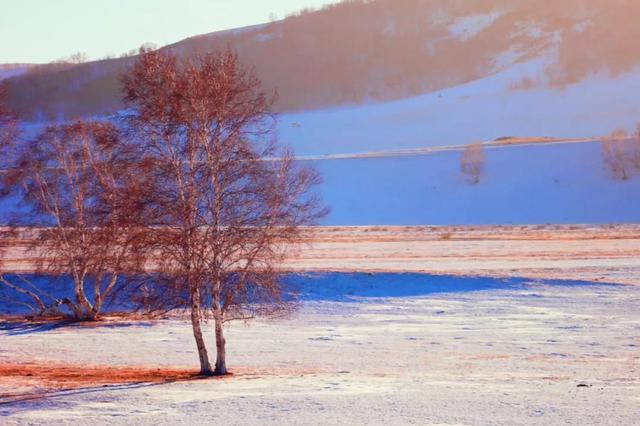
[315,141,640,225]
[1,274,639,425]
[278,58,640,155]
[273,57,640,225]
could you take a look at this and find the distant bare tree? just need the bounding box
[139,42,158,52]
[461,142,485,184]
[602,129,630,180]
[67,52,88,64]
[633,123,640,169]
[120,49,138,59]
[0,121,147,320]
[122,49,326,375]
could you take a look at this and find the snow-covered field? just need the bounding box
[2,139,639,226]
[287,225,640,285]
[314,141,640,225]
[1,273,639,425]
[4,138,639,226]
[1,226,640,425]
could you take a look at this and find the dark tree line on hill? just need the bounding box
[0,50,326,376]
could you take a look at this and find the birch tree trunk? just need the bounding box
[190,285,213,375]
[213,307,227,376]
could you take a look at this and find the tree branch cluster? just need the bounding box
[0,50,326,374]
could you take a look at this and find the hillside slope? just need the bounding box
[2,0,639,226]
[279,56,640,155]
[5,0,640,121]
[316,141,640,225]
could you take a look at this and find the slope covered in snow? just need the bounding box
[273,55,640,226]
[279,57,640,156]
[3,2,640,226]
[6,0,640,122]
[316,141,640,225]
[3,58,640,226]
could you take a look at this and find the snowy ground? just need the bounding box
[311,141,640,225]
[4,225,639,284]
[1,274,639,425]
[5,138,640,226]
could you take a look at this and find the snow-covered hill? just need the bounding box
[6,0,640,122]
[3,55,640,226]
[273,53,640,225]
[3,1,640,226]
[279,56,640,156]
[316,141,640,225]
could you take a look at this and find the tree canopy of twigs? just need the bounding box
[121,48,327,375]
[460,142,486,184]
[0,121,148,320]
[602,128,634,181]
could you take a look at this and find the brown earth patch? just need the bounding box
[0,361,323,404]
[0,363,203,403]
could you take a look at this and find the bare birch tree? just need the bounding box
[633,123,640,169]
[0,121,147,320]
[602,129,630,180]
[461,142,485,184]
[122,49,326,376]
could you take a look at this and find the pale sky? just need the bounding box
[0,0,335,64]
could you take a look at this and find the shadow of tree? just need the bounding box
[0,365,247,416]
[284,272,623,302]
[0,319,155,336]
[1,273,624,334]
